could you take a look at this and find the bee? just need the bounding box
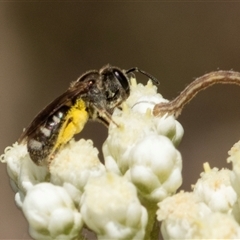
[18,65,158,166]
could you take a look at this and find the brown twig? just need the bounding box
[153,70,240,118]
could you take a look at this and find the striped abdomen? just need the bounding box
[27,106,69,165]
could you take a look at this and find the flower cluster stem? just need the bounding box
[153,71,240,118]
[140,197,159,240]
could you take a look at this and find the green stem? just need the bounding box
[140,197,159,240]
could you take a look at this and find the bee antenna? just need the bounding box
[125,67,159,85]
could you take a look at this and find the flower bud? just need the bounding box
[22,183,83,240]
[81,172,148,240]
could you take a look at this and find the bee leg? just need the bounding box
[97,109,119,128]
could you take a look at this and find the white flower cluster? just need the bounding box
[1,78,183,240]
[157,162,240,239]
[4,76,240,240]
[3,76,240,239]
[103,79,183,202]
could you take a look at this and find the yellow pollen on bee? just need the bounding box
[52,99,89,153]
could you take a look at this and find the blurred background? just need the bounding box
[1,3,240,239]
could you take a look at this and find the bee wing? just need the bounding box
[18,81,91,143]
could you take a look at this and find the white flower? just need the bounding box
[1,142,27,192]
[50,139,106,205]
[126,133,182,202]
[0,142,48,208]
[103,81,183,202]
[194,212,240,239]
[22,183,83,240]
[80,172,148,240]
[1,78,185,239]
[125,80,184,146]
[228,140,240,196]
[157,191,212,239]
[18,154,48,192]
[193,163,237,213]
[126,79,167,113]
[227,141,240,224]
[154,115,184,146]
[103,106,155,175]
[158,189,240,239]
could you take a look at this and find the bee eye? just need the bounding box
[113,70,129,92]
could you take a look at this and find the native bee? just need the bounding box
[18,65,158,166]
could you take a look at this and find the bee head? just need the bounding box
[100,66,130,110]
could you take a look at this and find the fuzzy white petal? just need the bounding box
[193,167,237,213]
[81,172,148,240]
[103,108,155,174]
[1,142,48,207]
[194,212,240,238]
[154,115,184,146]
[125,79,167,111]
[228,140,240,196]
[50,139,106,194]
[22,183,83,240]
[1,142,27,191]
[128,134,182,202]
[157,191,212,239]
[19,155,48,192]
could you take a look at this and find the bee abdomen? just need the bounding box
[27,106,69,165]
